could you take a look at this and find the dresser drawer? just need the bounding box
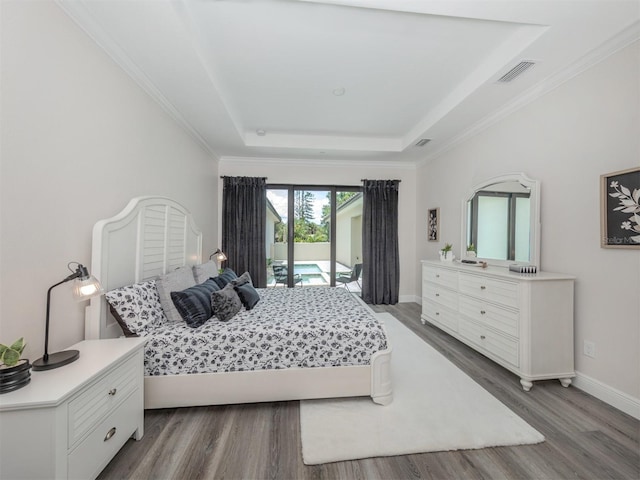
[423,266,457,290]
[458,273,518,308]
[68,351,141,448]
[459,296,519,338]
[423,282,458,310]
[459,317,519,368]
[422,302,458,333]
[68,390,140,480]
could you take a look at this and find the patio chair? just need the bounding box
[336,263,362,292]
[272,264,303,286]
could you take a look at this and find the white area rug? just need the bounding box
[299,313,544,465]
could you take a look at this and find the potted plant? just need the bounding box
[466,243,477,258]
[0,338,31,394]
[439,243,454,261]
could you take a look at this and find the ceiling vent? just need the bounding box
[415,138,431,147]
[497,61,536,83]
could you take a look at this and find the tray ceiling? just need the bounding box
[57,0,640,163]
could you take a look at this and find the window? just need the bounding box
[468,191,530,262]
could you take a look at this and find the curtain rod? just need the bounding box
[220,176,268,179]
[361,179,401,182]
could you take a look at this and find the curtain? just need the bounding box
[222,176,267,288]
[361,179,400,304]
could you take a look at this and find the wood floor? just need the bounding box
[99,303,639,480]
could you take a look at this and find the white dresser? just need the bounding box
[421,260,575,391]
[0,337,146,479]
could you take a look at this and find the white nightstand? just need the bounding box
[0,337,146,479]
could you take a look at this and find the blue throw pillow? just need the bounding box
[170,278,220,327]
[234,282,260,310]
[212,268,238,289]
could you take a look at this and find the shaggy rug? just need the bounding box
[300,312,544,465]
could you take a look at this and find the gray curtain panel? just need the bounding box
[222,176,267,288]
[361,179,400,304]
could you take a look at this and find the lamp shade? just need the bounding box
[72,274,104,300]
[211,248,227,263]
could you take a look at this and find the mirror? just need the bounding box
[461,173,540,268]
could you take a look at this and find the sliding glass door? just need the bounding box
[266,185,361,290]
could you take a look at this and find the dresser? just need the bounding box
[0,337,146,479]
[421,260,575,391]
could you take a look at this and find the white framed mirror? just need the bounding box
[461,173,541,268]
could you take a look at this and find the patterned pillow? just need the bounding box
[212,268,238,289]
[171,278,220,328]
[234,282,260,310]
[104,280,165,335]
[211,283,243,321]
[156,266,197,323]
[193,261,219,284]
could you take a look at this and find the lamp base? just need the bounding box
[32,350,80,371]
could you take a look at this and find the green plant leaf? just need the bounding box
[2,348,20,367]
[0,344,7,359]
[10,338,25,355]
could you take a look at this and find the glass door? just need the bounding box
[333,190,363,294]
[266,185,361,289]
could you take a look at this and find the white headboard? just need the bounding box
[85,196,202,339]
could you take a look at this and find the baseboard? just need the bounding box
[399,295,420,303]
[573,371,640,420]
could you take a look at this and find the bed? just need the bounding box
[85,196,392,409]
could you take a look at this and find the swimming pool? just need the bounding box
[293,263,323,275]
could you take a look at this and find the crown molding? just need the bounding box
[419,20,640,166]
[54,0,219,160]
[219,156,417,170]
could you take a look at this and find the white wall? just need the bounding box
[0,1,218,361]
[416,41,640,407]
[219,159,417,301]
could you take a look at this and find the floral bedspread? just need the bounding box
[143,287,388,376]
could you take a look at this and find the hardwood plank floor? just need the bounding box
[99,303,639,480]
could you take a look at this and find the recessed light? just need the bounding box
[256,129,266,136]
[332,88,346,96]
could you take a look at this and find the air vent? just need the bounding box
[415,138,431,147]
[497,61,536,83]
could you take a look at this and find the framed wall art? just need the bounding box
[600,166,640,249]
[428,207,439,241]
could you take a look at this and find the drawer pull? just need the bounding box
[480,310,486,315]
[435,293,440,297]
[480,335,486,340]
[104,427,117,442]
[435,312,440,316]
[108,388,117,396]
[480,285,486,290]
[436,274,440,278]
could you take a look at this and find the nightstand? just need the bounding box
[0,337,146,479]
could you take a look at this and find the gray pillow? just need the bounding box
[156,266,197,323]
[193,261,219,284]
[231,271,252,287]
[211,283,243,322]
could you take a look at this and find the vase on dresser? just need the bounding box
[0,360,31,394]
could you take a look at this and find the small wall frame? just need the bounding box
[428,207,439,242]
[600,166,640,249]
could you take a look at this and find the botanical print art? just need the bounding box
[601,167,640,248]
[428,208,439,241]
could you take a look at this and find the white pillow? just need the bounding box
[193,260,219,284]
[155,266,197,323]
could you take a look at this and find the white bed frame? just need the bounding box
[85,196,393,409]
